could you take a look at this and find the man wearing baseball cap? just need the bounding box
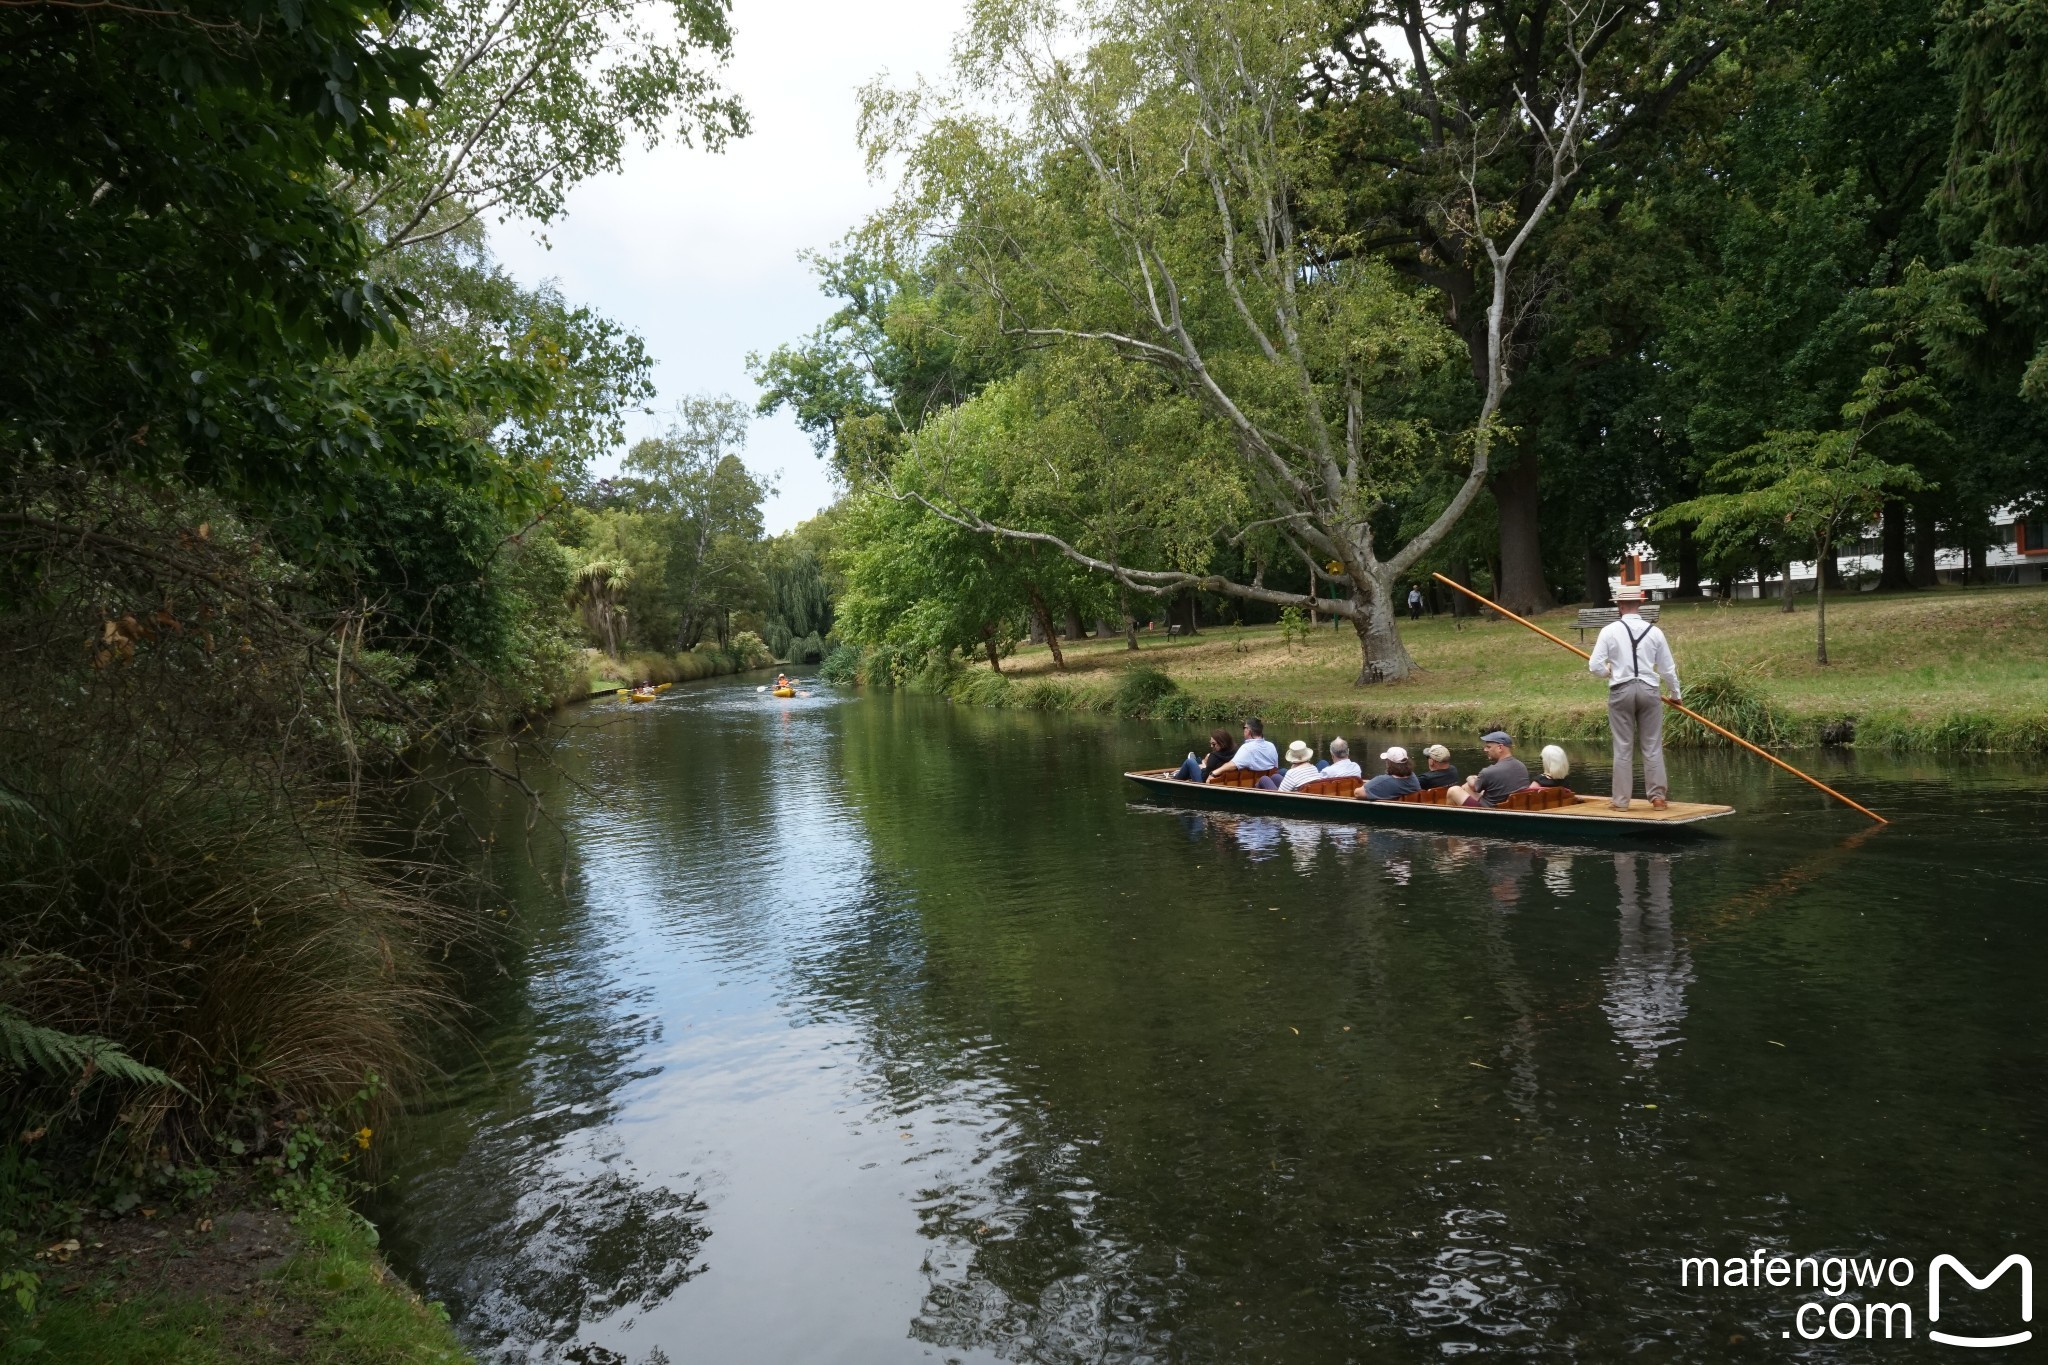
[1362,745,1421,800]
[1417,742,1460,790]
[1589,586,1683,810]
[1447,731,1530,807]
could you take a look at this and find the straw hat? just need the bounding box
[1615,585,1647,603]
[1284,740,1314,764]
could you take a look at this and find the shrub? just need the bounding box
[1111,664,1181,718]
[1668,663,1789,747]
[790,631,826,665]
[818,644,863,684]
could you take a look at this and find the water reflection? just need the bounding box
[374,684,2048,1363]
[1603,854,1693,1069]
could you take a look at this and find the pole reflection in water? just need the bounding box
[371,683,2048,1364]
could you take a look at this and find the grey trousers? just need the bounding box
[1608,680,1668,806]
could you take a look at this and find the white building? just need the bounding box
[1610,506,2048,599]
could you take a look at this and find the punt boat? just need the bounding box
[1123,768,1734,837]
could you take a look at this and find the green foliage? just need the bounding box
[0,1010,184,1096]
[1110,666,1181,718]
[819,644,864,684]
[1934,0,2048,400]
[1668,665,1792,749]
[1278,607,1310,653]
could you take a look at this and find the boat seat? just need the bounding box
[1296,775,1362,797]
[1396,785,1450,805]
[1206,769,1265,788]
[1502,786,1576,811]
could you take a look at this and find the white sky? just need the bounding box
[490,0,968,534]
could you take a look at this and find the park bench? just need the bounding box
[1573,603,1659,644]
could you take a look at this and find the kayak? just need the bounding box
[1123,768,1734,837]
[772,687,795,698]
[628,691,657,703]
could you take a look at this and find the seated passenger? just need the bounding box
[1445,730,1531,808]
[1320,738,1363,781]
[1417,743,1460,789]
[1534,744,1573,789]
[1362,746,1422,800]
[1208,717,1279,785]
[1276,741,1322,791]
[1171,729,1237,782]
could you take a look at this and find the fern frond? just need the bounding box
[0,1009,187,1094]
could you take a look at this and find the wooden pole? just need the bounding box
[1428,572,1887,825]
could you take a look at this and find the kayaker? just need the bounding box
[1588,587,1682,811]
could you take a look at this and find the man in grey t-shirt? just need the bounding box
[1447,730,1531,807]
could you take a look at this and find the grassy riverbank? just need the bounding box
[930,585,2048,752]
[12,1183,467,1363]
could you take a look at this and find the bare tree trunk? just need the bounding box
[1493,453,1555,615]
[1028,586,1065,670]
[983,625,1003,674]
[1879,499,1913,590]
[1119,586,1138,650]
[1780,556,1796,612]
[1582,543,1612,607]
[1967,540,1988,584]
[1911,495,1940,588]
[1063,605,1086,641]
[1814,539,1829,664]
[1353,573,1417,682]
[1674,523,1703,597]
[1447,557,1479,617]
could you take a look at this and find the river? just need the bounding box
[369,675,2048,1363]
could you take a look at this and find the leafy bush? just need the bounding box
[1111,664,1181,717]
[1668,663,1789,747]
[790,631,826,665]
[818,644,863,684]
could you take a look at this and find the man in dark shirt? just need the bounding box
[1447,730,1531,807]
[1417,743,1460,790]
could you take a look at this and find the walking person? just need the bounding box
[1407,585,1424,620]
[1588,587,1683,810]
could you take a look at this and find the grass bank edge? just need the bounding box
[12,1185,471,1364]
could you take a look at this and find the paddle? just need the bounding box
[1427,573,1888,826]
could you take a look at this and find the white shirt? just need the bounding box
[1234,736,1279,771]
[1277,762,1322,792]
[1590,615,1682,698]
[1321,759,1363,779]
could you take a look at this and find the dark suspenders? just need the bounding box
[1619,618,1649,684]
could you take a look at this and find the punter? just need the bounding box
[1589,586,1683,810]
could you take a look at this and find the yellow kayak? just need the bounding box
[629,690,656,703]
[772,687,795,698]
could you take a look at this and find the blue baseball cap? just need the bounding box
[1480,730,1512,745]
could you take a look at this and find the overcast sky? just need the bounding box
[489,0,967,533]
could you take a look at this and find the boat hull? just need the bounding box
[1123,769,1733,838]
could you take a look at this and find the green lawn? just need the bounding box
[980,584,2048,750]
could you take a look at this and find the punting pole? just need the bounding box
[1427,572,1888,826]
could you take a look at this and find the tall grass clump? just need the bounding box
[818,643,863,684]
[1111,664,1181,718]
[1666,663,1790,747]
[0,476,514,1216]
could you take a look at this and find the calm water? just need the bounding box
[371,677,2048,1363]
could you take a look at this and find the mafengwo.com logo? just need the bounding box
[1679,1251,2032,1346]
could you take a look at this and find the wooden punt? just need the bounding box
[1123,768,1734,836]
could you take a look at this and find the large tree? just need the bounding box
[859,0,1606,681]
[1308,0,1750,613]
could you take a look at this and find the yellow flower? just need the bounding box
[355,1127,373,1149]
